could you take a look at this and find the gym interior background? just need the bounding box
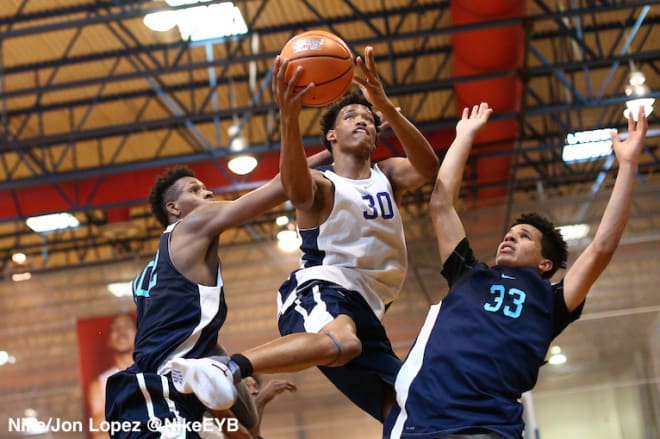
[0,1,657,438]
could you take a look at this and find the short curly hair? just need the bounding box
[320,88,381,152]
[149,166,195,228]
[512,212,568,278]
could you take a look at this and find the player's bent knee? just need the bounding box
[325,331,361,367]
[339,334,362,363]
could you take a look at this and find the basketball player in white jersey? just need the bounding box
[172,45,472,422]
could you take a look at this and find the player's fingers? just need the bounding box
[295,83,314,102]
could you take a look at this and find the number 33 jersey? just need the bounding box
[280,164,407,321]
[384,237,584,439]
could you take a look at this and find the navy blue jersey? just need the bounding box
[384,238,584,439]
[106,222,228,436]
[132,221,227,374]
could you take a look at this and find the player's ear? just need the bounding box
[326,129,336,144]
[538,258,553,276]
[166,201,180,218]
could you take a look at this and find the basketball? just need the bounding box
[280,30,354,107]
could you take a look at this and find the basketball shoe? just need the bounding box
[170,356,237,410]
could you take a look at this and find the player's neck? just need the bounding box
[332,155,372,180]
[113,351,134,370]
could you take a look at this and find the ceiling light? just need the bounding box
[228,155,257,175]
[144,1,248,43]
[143,10,177,32]
[26,212,80,233]
[557,224,590,241]
[623,98,654,121]
[624,65,654,121]
[19,408,49,435]
[562,128,613,163]
[11,252,27,264]
[277,229,301,253]
[275,215,290,227]
[11,272,32,282]
[548,345,567,365]
[107,282,133,298]
[548,352,567,365]
[0,350,16,366]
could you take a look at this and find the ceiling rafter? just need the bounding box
[0,0,656,274]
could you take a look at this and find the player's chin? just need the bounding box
[495,254,514,266]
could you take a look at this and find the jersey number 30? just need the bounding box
[362,192,394,219]
[484,284,526,318]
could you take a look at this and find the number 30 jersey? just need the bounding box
[384,238,584,439]
[279,164,407,321]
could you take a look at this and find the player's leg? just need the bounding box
[241,281,363,373]
[316,290,401,422]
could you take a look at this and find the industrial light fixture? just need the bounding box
[275,214,300,253]
[144,1,248,43]
[277,229,301,253]
[562,128,614,163]
[25,212,80,233]
[557,223,590,241]
[19,408,49,435]
[624,63,654,121]
[548,345,567,366]
[11,272,32,282]
[11,252,27,264]
[107,281,134,298]
[0,350,16,366]
[227,124,257,175]
[275,215,290,227]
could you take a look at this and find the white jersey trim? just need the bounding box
[390,301,442,438]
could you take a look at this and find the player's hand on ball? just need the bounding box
[272,56,313,115]
[354,46,390,109]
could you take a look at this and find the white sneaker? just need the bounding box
[170,357,237,410]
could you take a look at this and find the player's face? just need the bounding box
[495,224,548,271]
[108,315,136,354]
[172,177,215,217]
[329,104,377,153]
[244,376,259,396]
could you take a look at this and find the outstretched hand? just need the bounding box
[254,379,297,407]
[455,102,493,139]
[612,107,647,165]
[272,56,313,116]
[353,46,391,109]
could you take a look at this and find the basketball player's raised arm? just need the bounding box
[429,171,466,266]
[353,46,438,192]
[431,103,492,264]
[439,103,492,203]
[563,109,647,312]
[272,55,319,211]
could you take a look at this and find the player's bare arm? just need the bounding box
[563,108,647,311]
[354,46,439,195]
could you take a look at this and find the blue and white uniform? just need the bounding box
[383,238,584,439]
[278,164,407,421]
[106,221,227,437]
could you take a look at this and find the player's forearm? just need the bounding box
[591,160,637,255]
[381,106,438,180]
[279,115,315,208]
[438,131,475,203]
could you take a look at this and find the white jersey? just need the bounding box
[281,164,408,320]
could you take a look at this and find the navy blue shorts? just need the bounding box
[278,280,401,422]
[105,364,206,438]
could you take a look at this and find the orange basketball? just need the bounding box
[280,30,354,107]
